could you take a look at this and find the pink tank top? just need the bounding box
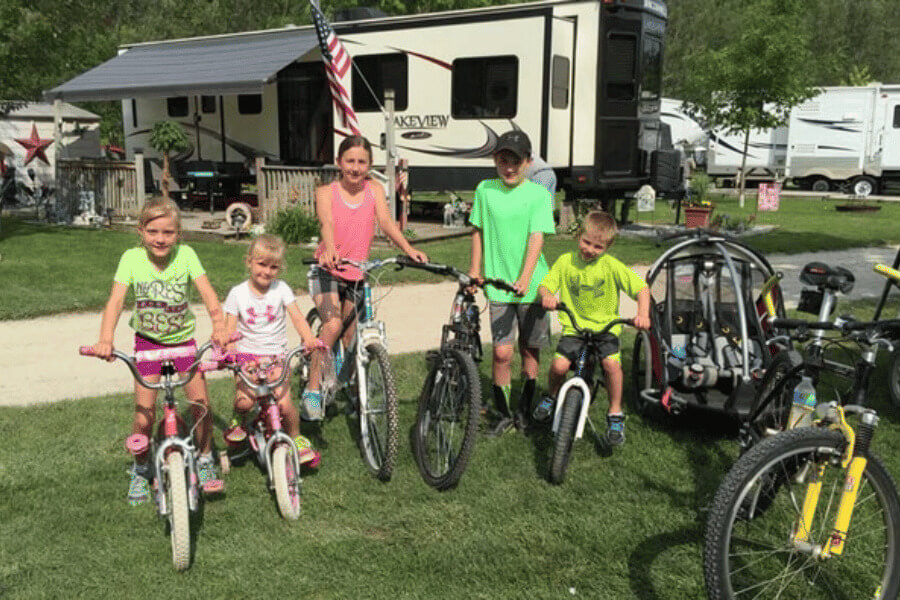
[315,180,376,281]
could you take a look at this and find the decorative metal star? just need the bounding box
[15,124,54,166]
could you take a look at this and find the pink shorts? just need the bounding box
[135,334,198,377]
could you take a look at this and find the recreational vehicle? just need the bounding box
[46,0,678,207]
[786,83,900,196]
[705,123,788,186]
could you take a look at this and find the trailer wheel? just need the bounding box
[809,177,830,193]
[850,175,877,197]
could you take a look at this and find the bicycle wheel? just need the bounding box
[165,452,191,571]
[548,388,582,485]
[889,348,900,409]
[413,349,481,490]
[358,343,398,481]
[301,307,341,413]
[272,443,301,520]
[704,428,900,600]
[745,349,804,445]
[630,332,663,418]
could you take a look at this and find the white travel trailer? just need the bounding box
[786,83,900,196]
[705,123,789,185]
[46,0,679,205]
[0,102,101,198]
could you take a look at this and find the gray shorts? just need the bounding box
[488,301,551,348]
[307,265,364,307]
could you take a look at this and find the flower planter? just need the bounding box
[684,206,713,228]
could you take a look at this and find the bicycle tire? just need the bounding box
[165,452,191,571]
[548,388,582,485]
[358,343,398,481]
[272,443,301,520]
[704,427,900,600]
[413,348,481,490]
[630,333,662,418]
[889,348,900,409]
[744,349,804,447]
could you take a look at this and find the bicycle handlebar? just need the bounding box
[554,303,633,337]
[392,256,518,294]
[213,341,327,391]
[302,256,404,273]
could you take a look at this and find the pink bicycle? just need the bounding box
[212,342,329,520]
[80,339,226,571]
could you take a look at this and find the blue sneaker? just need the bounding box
[606,414,626,446]
[532,394,555,423]
[127,464,151,506]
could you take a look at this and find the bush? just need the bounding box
[266,206,319,244]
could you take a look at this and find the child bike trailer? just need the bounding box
[631,231,787,419]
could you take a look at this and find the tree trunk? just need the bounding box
[162,152,170,200]
[738,127,750,208]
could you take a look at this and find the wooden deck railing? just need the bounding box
[57,159,138,218]
[256,159,340,223]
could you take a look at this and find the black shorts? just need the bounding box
[554,334,620,365]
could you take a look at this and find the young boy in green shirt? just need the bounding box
[536,211,651,446]
[468,131,557,435]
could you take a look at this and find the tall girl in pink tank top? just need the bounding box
[303,136,427,411]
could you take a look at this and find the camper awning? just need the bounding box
[44,28,319,102]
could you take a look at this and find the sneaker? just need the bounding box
[302,390,324,421]
[487,415,514,437]
[294,435,321,468]
[223,417,247,445]
[127,465,151,506]
[533,394,555,423]
[197,454,225,494]
[606,414,626,447]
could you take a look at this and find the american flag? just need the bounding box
[309,0,361,135]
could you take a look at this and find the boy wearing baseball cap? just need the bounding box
[467,130,556,435]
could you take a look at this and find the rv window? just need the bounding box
[894,105,900,128]
[352,54,408,112]
[641,36,662,102]
[167,97,189,118]
[452,56,518,119]
[605,34,636,101]
[201,96,217,114]
[238,94,263,115]
[552,55,570,109]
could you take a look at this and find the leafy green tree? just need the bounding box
[149,121,188,199]
[680,0,817,206]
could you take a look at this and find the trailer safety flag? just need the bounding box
[757,182,781,212]
[310,0,361,135]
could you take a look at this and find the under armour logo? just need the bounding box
[246,305,276,324]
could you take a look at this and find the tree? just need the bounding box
[680,0,818,207]
[148,121,188,199]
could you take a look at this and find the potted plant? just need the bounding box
[684,171,714,228]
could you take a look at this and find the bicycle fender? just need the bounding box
[552,378,592,440]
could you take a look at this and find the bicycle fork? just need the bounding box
[791,409,878,558]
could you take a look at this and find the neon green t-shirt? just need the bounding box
[469,179,556,303]
[113,245,206,344]
[541,251,647,337]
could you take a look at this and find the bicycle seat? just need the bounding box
[799,262,855,294]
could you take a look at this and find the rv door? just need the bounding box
[547,16,575,168]
[882,101,900,170]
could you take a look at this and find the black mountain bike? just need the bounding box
[394,258,516,490]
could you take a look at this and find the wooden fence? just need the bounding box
[256,159,340,223]
[57,158,139,218]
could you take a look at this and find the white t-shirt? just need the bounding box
[223,280,296,355]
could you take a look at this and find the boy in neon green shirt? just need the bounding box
[468,130,556,435]
[537,211,651,446]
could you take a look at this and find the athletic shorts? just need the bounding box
[134,334,197,377]
[488,301,551,347]
[307,265,365,308]
[554,334,620,365]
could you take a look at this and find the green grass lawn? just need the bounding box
[1,195,899,320]
[2,297,900,598]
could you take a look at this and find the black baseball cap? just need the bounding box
[494,131,532,160]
